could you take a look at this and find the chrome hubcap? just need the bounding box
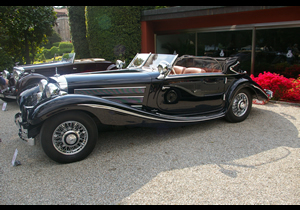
[232,93,249,117]
[52,121,88,155]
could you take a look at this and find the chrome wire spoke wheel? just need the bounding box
[232,93,249,117]
[52,121,88,155]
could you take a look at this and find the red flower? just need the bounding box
[251,72,300,102]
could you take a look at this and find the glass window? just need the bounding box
[155,25,300,77]
[197,30,252,72]
[156,33,195,56]
[254,27,300,76]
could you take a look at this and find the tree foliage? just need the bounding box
[0,6,56,68]
[68,6,91,59]
[85,6,155,63]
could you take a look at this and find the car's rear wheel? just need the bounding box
[40,111,98,163]
[225,89,252,123]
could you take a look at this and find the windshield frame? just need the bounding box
[61,53,76,63]
[127,53,178,71]
[127,53,152,69]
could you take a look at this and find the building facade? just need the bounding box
[141,6,300,75]
[53,8,71,42]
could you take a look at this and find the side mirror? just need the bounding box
[157,61,171,80]
[116,60,125,69]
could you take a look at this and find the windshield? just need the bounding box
[61,53,76,63]
[127,53,178,71]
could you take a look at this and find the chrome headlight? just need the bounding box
[39,79,48,92]
[2,70,10,79]
[45,83,60,98]
[13,70,22,83]
[50,75,68,92]
[157,61,171,73]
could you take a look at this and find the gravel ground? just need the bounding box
[0,99,299,205]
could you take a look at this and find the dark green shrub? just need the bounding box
[50,46,59,57]
[85,6,151,63]
[59,42,73,49]
[53,42,60,47]
[68,6,91,59]
[57,47,73,55]
[43,48,51,59]
[36,53,46,62]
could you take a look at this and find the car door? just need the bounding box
[156,73,226,115]
[56,63,73,75]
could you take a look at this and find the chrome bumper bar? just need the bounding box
[14,112,35,146]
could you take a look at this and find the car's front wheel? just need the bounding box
[225,89,252,123]
[40,111,98,163]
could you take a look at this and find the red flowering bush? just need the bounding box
[251,72,300,102]
[284,77,300,102]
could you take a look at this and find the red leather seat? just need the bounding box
[172,66,206,75]
[172,66,185,74]
[183,67,206,74]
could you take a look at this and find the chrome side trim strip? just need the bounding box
[74,86,146,96]
[79,104,225,123]
[102,96,144,104]
[251,84,269,98]
[166,72,224,79]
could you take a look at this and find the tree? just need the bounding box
[68,6,91,59]
[85,6,154,63]
[0,6,57,66]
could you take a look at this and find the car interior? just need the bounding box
[171,57,223,75]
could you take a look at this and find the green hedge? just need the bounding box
[58,42,73,49]
[85,6,153,63]
[68,6,91,59]
[52,42,60,47]
[42,42,73,59]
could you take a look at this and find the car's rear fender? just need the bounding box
[225,78,269,111]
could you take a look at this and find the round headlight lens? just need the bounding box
[45,83,60,98]
[39,79,48,92]
[157,61,170,73]
[2,70,10,79]
[13,70,21,83]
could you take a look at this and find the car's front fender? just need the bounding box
[28,93,229,128]
[28,94,118,125]
[16,73,48,97]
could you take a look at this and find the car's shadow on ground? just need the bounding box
[91,105,299,203]
[3,104,299,204]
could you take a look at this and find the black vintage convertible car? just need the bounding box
[0,53,115,101]
[15,53,271,163]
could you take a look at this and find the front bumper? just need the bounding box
[14,112,35,146]
[264,89,273,99]
[0,85,17,100]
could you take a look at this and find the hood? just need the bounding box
[62,69,155,93]
[14,61,72,71]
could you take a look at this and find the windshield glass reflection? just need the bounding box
[127,53,178,71]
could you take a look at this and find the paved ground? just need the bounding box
[0,100,299,204]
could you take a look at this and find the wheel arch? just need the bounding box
[225,80,256,111]
[28,94,116,127]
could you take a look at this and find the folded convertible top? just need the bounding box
[175,55,240,74]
